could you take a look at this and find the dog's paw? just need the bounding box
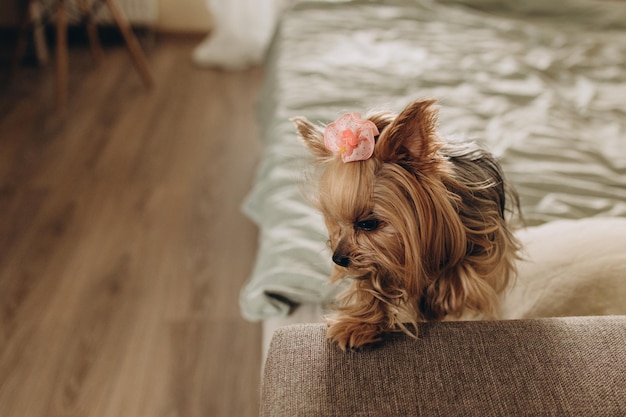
[326,320,384,351]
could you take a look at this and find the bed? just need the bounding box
[239,0,626,357]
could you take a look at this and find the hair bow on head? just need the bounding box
[324,113,379,163]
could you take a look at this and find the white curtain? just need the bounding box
[192,0,284,70]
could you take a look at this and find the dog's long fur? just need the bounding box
[293,99,521,350]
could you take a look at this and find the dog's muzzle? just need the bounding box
[332,252,351,267]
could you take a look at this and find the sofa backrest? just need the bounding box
[261,316,626,416]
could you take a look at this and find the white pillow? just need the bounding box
[501,218,626,319]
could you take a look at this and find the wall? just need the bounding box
[157,0,213,33]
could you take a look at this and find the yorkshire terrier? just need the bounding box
[292,98,521,350]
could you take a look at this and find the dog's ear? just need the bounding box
[375,99,440,164]
[291,116,333,161]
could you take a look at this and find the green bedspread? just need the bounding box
[240,0,626,321]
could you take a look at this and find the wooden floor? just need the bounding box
[0,35,263,417]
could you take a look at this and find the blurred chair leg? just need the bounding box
[12,0,152,109]
[31,1,49,65]
[56,0,69,110]
[79,0,104,63]
[104,0,154,87]
[12,0,35,76]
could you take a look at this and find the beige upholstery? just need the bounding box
[261,316,626,416]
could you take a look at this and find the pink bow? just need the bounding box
[324,113,379,163]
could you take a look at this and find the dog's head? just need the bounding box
[293,99,519,323]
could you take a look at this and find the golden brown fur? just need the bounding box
[292,99,521,350]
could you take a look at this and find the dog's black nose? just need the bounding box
[332,253,350,267]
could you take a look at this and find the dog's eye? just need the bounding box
[355,219,379,231]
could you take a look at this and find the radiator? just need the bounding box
[39,0,158,25]
[96,0,158,25]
